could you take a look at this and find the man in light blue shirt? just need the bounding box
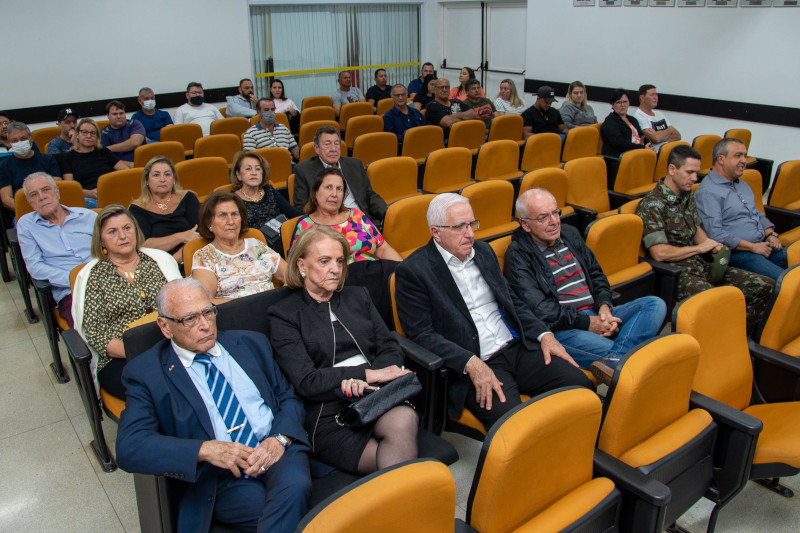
[696,138,787,280]
[226,78,258,118]
[16,172,96,327]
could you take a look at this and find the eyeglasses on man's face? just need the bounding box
[522,208,562,224]
[161,305,218,328]
[435,220,480,233]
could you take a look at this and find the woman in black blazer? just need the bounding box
[266,226,418,474]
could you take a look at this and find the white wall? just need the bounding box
[3,0,251,110]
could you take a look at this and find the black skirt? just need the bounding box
[306,399,373,474]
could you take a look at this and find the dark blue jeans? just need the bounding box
[730,248,787,281]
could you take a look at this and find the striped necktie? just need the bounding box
[194,354,259,449]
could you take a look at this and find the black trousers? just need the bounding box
[463,339,594,430]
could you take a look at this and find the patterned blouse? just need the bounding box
[82,252,167,372]
[292,208,384,263]
[192,238,281,298]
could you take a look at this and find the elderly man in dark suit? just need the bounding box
[394,193,592,429]
[116,278,311,533]
[292,125,387,223]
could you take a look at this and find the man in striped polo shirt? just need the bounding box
[505,188,666,369]
[242,98,299,160]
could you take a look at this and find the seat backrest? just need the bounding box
[448,120,486,152]
[209,117,250,137]
[252,147,292,189]
[590,122,603,154]
[382,195,435,257]
[617,198,641,215]
[160,123,203,155]
[339,101,374,131]
[487,114,523,142]
[467,388,603,533]
[614,149,657,194]
[673,286,753,410]
[366,156,420,204]
[300,106,336,126]
[377,98,394,116]
[344,115,384,150]
[175,157,230,201]
[788,240,800,267]
[193,134,242,165]
[14,180,86,218]
[184,228,266,272]
[32,127,61,154]
[281,215,300,258]
[474,140,522,182]
[488,235,512,272]
[97,168,143,209]
[564,157,610,213]
[95,120,110,131]
[724,128,752,150]
[389,273,404,336]
[297,459,456,533]
[460,180,515,239]
[755,265,800,356]
[352,132,397,168]
[219,107,227,118]
[739,168,764,213]
[653,141,689,181]
[520,133,562,172]
[597,334,702,464]
[301,95,333,109]
[517,168,571,217]
[299,120,340,147]
[692,134,722,173]
[584,214,647,279]
[133,141,186,168]
[561,126,600,162]
[401,125,444,161]
[767,160,800,210]
[422,147,473,193]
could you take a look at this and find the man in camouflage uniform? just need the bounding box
[636,145,774,331]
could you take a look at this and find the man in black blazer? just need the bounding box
[116,278,311,532]
[395,194,593,429]
[292,125,388,223]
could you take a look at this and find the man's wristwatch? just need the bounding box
[768,232,779,241]
[271,434,290,448]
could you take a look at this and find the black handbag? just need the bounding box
[335,373,422,429]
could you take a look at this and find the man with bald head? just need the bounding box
[395,193,592,430]
[505,188,666,370]
[116,278,311,532]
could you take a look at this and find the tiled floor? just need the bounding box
[1,271,798,532]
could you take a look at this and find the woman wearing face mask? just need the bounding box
[231,151,301,255]
[60,118,131,208]
[131,88,174,142]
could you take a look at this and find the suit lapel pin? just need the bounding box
[169,365,174,371]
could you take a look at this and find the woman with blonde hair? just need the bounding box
[493,79,525,115]
[560,81,598,130]
[129,155,200,263]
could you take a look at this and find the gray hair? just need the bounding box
[7,121,30,137]
[138,87,154,97]
[516,188,556,219]
[427,193,470,227]
[156,278,211,317]
[712,137,746,164]
[22,172,58,198]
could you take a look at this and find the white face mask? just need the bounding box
[11,139,31,156]
[142,99,156,110]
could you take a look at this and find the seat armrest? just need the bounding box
[608,190,639,209]
[593,449,671,506]
[764,205,800,234]
[689,391,762,436]
[6,227,18,245]
[32,276,53,294]
[63,328,92,365]
[565,203,598,221]
[748,340,800,375]
[640,257,681,277]
[393,332,443,372]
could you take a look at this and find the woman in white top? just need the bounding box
[270,79,299,117]
[493,79,526,115]
[191,190,285,303]
[559,81,598,130]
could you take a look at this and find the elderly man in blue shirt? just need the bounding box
[695,138,787,280]
[16,172,96,327]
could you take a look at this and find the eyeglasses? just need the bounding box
[435,220,480,233]
[613,100,630,105]
[522,209,562,224]
[78,130,98,136]
[161,305,218,328]
[0,120,9,127]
